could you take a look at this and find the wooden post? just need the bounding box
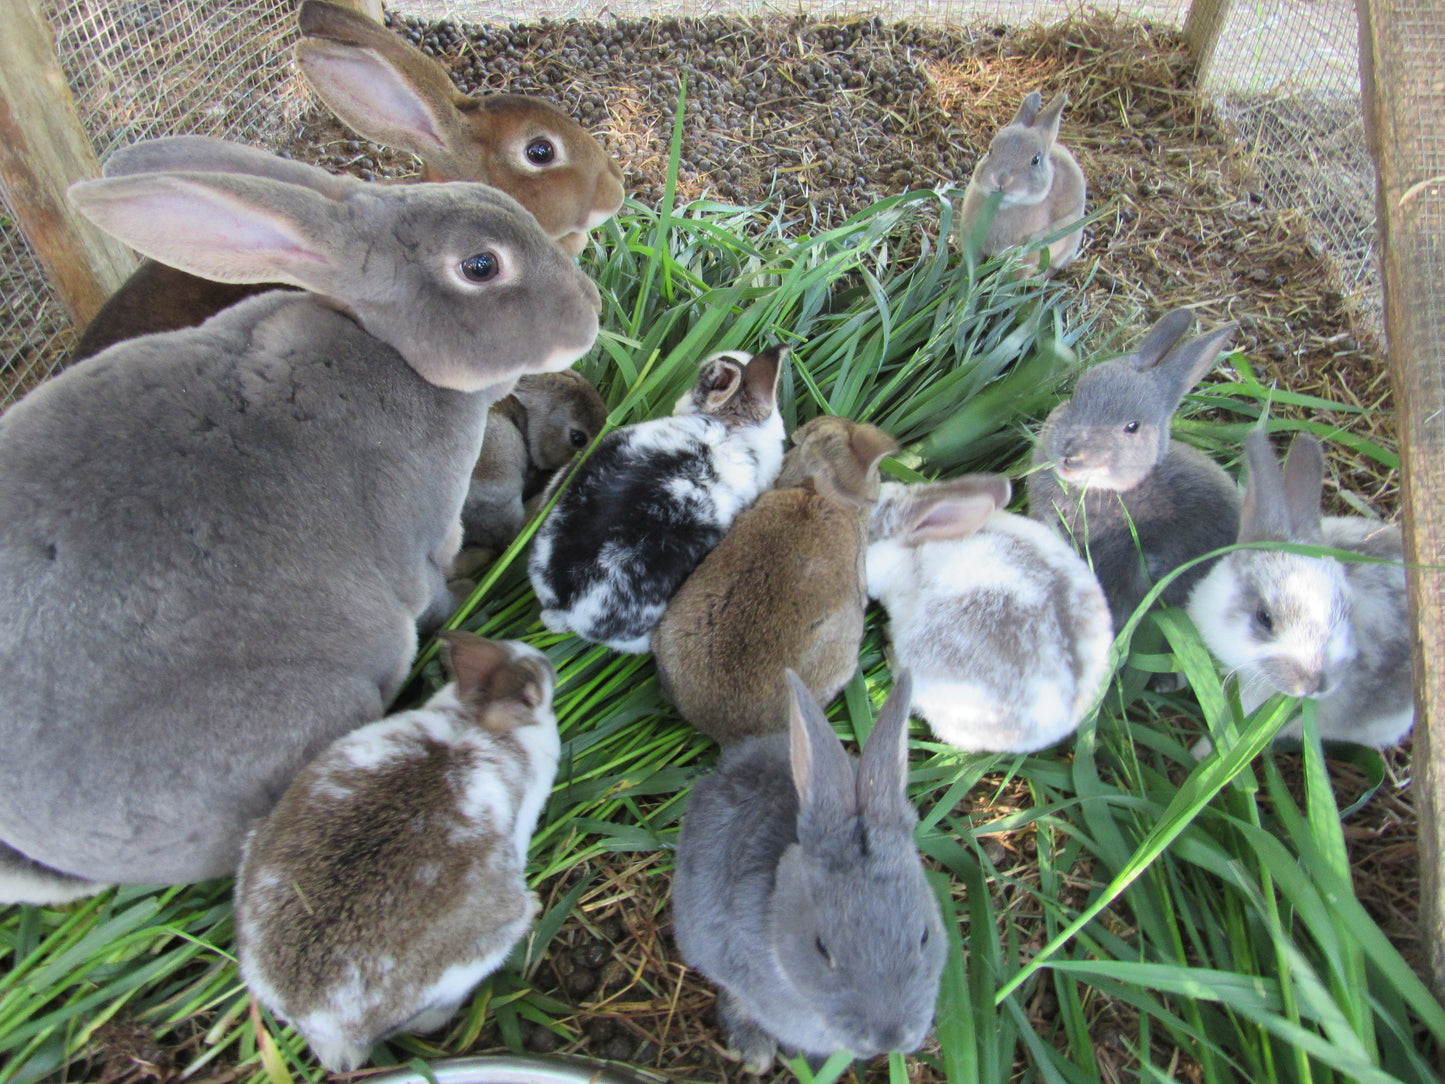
[0,0,135,326]
[1183,0,1234,83]
[1356,0,1445,996]
[328,0,385,21]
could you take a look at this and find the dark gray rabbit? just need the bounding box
[0,136,599,903]
[1027,308,1239,627]
[236,632,559,1073]
[673,671,946,1072]
[528,347,786,652]
[1187,429,1413,752]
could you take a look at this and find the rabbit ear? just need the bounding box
[742,345,786,407]
[1239,427,1292,544]
[1158,322,1237,396]
[849,423,899,474]
[901,477,1010,543]
[786,670,858,829]
[69,172,342,290]
[700,357,745,411]
[102,136,356,199]
[440,633,550,727]
[1133,308,1196,370]
[1012,90,1043,127]
[1034,91,1068,144]
[1282,434,1326,544]
[856,671,916,829]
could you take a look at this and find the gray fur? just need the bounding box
[959,89,1087,273]
[1027,309,1239,626]
[673,671,946,1071]
[1186,431,1414,749]
[0,138,599,892]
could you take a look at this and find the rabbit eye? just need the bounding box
[525,138,557,166]
[568,428,589,448]
[1124,421,1141,434]
[1031,153,1043,167]
[814,935,835,967]
[1255,606,1275,633]
[459,252,500,282]
[920,926,930,948]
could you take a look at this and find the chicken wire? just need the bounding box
[1,0,1378,405]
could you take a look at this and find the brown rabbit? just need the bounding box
[69,0,625,362]
[652,415,898,743]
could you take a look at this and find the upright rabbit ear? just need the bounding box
[1282,433,1326,544]
[69,171,342,290]
[856,671,916,830]
[787,671,858,831]
[849,422,899,475]
[698,356,744,411]
[296,1,475,170]
[742,345,786,408]
[101,136,355,198]
[1034,91,1068,144]
[1239,427,1292,544]
[1133,308,1196,370]
[902,476,1010,543]
[1012,90,1044,127]
[439,632,510,699]
[1160,322,1237,396]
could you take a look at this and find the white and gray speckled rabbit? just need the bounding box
[1187,429,1413,751]
[0,136,599,905]
[652,415,898,743]
[236,632,558,1073]
[460,371,609,553]
[70,0,623,363]
[959,90,1086,273]
[528,347,786,652]
[868,477,1113,753]
[1027,308,1240,628]
[673,670,946,1072]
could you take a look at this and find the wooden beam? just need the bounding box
[1356,0,1445,996]
[1183,0,1233,83]
[327,0,386,22]
[0,0,135,327]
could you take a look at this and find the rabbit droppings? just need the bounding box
[69,0,624,362]
[529,347,786,652]
[867,478,1113,753]
[0,137,599,903]
[652,415,897,743]
[959,90,1087,273]
[673,671,946,1072]
[236,633,559,1073]
[1027,307,1240,628]
[1186,429,1414,753]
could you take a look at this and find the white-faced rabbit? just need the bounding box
[673,670,946,1072]
[528,347,786,653]
[461,371,610,552]
[1027,308,1239,628]
[652,415,897,743]
[867,477,1114,753]
[236,632,559,1073]
[0,136,599,902]
[1186,429,1413,750]
[959,90,1086,273]
[69,0,624,362]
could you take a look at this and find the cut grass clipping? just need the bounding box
[2,183,1439,1083]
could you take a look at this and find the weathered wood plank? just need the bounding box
[1183,0,1233,82]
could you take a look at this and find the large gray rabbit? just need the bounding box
[673,671,946,1072]
[1187,429,1413,752]
[0,136,600,904]
[1027,308,1239,627]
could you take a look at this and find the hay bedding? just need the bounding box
[70,10,1414,1084]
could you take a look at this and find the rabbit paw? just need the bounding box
[719,990,777,1075]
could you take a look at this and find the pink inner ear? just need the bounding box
[302,45,450,154]
[910,494,997,542]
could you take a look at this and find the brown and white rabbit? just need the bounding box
[867,477,1114,753]
[236,632,559,1073]
[1186,429,1414,752]
[68,0,624,362]
[959,90,1086,273]
[652,415,898,743]
[460,371,610,553]
[1027,308,1239,628]
[0,136,598,903]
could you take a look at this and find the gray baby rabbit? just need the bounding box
[69,0,625,362]
[652,415,898,743]
[236,632,559,1073]
[529,348,786,653]
[1027,308,1239,627]
[0,136,598,903]
[959,90,1087,273]
[461,371,609,552]
[867,477,1114,753]
[1187,430,1413,751]
[673,670,946,1072]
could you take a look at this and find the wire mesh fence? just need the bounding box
[1,0,1379,406]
